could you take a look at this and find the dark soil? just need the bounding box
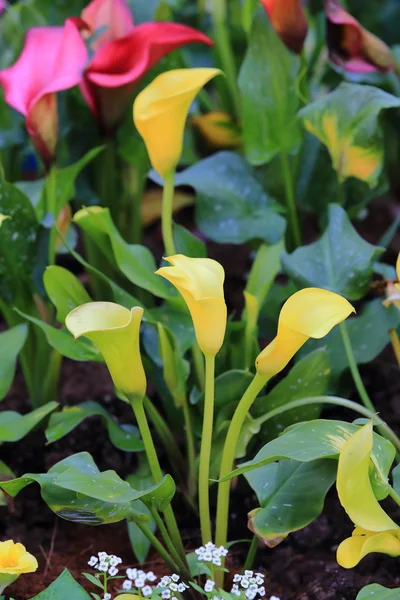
[1,196,400,600]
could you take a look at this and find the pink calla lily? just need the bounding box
[0,19,88,167]
[79,0,213,131]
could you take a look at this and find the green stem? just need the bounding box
[181,394,197,500]
[143,396,186,482]
[130,397,187,565]
[254,395,400,453]
[199,354,216,544]
[148,506,191,578]
[121,161,146,244]
[389,485,400,507]
[98,139,118,217]
[243,536,259,572]
[162,170,176,256]
[280,149,302,250]
[214,372,268,587]
[210,0,241,117]
[46,165,58,266]
[339,322,376,415]
[192,342,205,392]
[136,522,180,573]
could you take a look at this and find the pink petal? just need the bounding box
[85,21,213,88]
[81,0,134,49]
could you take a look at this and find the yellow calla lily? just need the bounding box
[337,421,398,532]
[65,302,146,400]
[336,422,400,568]
[192,111,242,149]
[337,527,400,569]
[256,287,355,376]
[156,254,227,356]
[133,68,222,177]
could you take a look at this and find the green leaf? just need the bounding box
[43,266,91,323]
[29,570,91,600]
[356,584,400,599]
[45,401,143,452]
[173,224,206,258]
[15,309,102,362]
[0,324,28,400]
[0,452,151,526]
[0,180,38,301]
[167,152,285,245]
[0,460,15,506]
[246,459,337,544]
[0,402,57,443]
[282,204,383,300]
[299,82,400,186]
[300,299,400,377]
[73,207,170,298]
[253,349,331,437]
[238,9,301,165]
[82,573,103,590]
[223,420,395,484]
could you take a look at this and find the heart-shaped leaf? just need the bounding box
[29,569,91,600]
[0,402,57,443]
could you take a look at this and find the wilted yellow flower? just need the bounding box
[383,253,400,310]
[192,111,241,149]
[0,541,38,575]
[156,255,227,356]
[65,302,146,400]
[256,288,354,376]
[133,68,222,177]
[336,422,400,568]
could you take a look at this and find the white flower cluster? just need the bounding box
[231,571,266,600]
[195,542,229,566]
[88,552,122,577]
[158,573,189,600]
[122,568,157,595]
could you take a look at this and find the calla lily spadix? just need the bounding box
[65,302,146,400]
[256,287,355,377]
[336,422,400,568]
[156,254,227,357]
[134,68,222,178]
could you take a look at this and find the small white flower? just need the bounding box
[205,542,214,549]
[171,574,180,582]
[177,583,187,592]
[147,571,157,582]
[269,597,280,600]
[123,580,133,590]
[98,561,109,572]
[204,579,215,593]
[231,586,241,597]
[255,577,264,585]
[241,578,250,589]
[109,556,119,566]
[212,557,221,566]
[249,584,258,592]
[98,552,108,561]
[161,591,171,599]
[108,566,118,576]
[233,575,242,583]
[258,587,266,597]
[142,585,153,597]
[245,590,257,600]
[103,595,112,600]
[219,546,228,556]
[244,571,254,578]
[88,556,98,567]
[160,576,171,587]
[126,568,137,580]
[135,577,146,588]
[170,583,178,592]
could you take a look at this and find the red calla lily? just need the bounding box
[79,0,213,131]
[325,0,395,73]
[0,19,87,166]
[260,0,308,54]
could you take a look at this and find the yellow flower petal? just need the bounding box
[133,68,222,177]
[337,528,400,568]
[0,540,38,575]
[65,302,146,400]
[337,421,399,532]
[256,288,354,376]
[156,254,227,356]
